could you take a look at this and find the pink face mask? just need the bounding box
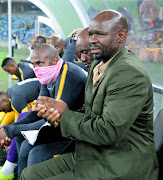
[34,59,63,85]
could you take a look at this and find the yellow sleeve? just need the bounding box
[1,111,15,125]
[21,102,35,113]
[0,112,7,124]
[14,111,19,122]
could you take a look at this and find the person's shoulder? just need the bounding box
[60,61,87,82]
[7,86,13,96]
[65,61,83,72]
[19,61,34,69]
[66,61,87,76]
[16,78,39,87]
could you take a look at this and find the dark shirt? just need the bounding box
[4,61,87,138]
[62,40,88,71]
[15,62,36,81]
[7,78,41,113]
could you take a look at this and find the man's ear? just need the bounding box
[52,56,59,65]
[119,30,127,43]
[63,43,65,49]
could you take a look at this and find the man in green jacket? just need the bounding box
[20,10,159,180]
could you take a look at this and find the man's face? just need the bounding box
[51,38,64,56]
[0,98,12,113]
[31,38,44,50]
[31,50,53,68]
[88,19,120,62]
[76,38,93,68]
[3,65,17,75]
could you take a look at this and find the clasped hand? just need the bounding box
[0,125,12,148]
[32,96,69,127]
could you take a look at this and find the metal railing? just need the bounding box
[153,84,163,121]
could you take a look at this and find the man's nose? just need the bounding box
[89,34,98,44]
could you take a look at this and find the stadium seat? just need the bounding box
[0,15,55,44]
[153,109,163,180]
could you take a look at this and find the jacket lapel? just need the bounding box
[85,60,100,107]
[88,48,128,105]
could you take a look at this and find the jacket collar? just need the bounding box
[87,47,128,105]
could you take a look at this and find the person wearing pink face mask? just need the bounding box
[0,43,87,179]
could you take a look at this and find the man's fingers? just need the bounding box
[37,108,46,117]
[54,121,60,128]
[41,108,55,119]
[38,96,54,102]
[46,111,60,127]
[33,100,47,106]
[0,140,5,148]
[46,111,59,122]
[32,105,45,112]
[34,96,54,105]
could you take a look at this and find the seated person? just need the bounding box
[0,78,41,180]
[0,43,87,179]
[50,35,65,58]
[2,57,36,81]
[16,27,92,178]
[75,27,92,69]
[63,28,88,71]
[25,36,46,62]
[20,10,158,180]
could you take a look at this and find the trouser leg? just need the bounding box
[17,139,33,179]
[43,171,74,180]
[15,134,25,155]
[27,141,70,166]
[15,119,45,155]
[7,138,18,163]
[20,152,75,180]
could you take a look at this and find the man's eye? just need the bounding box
[82,51,88,54]
[97,33,103,36]
[37,61,42,65]
[88,33,93,36]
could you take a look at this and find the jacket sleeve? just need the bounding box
[60,65,151,146]
[39,84,50,97]
[55,64,87,110]
[3,85,49,138]
[62,40,76,63]
[3,111,41,138]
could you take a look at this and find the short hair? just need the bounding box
[36,36,46,43]
[33,43,59,59]
[1,57,15,68]
[0,91,6,97]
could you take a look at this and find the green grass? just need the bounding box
[0,47,30,161]
[143,62,163,87]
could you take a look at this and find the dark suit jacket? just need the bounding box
[61,47,159,180]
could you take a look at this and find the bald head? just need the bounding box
[77,28,89,45]
[93,10,128,33]
[34,43,58,59]
[51,36,65,56]
[76,28,93,67]
[88,10,128,62]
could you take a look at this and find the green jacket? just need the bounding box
[61,47,159,180]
